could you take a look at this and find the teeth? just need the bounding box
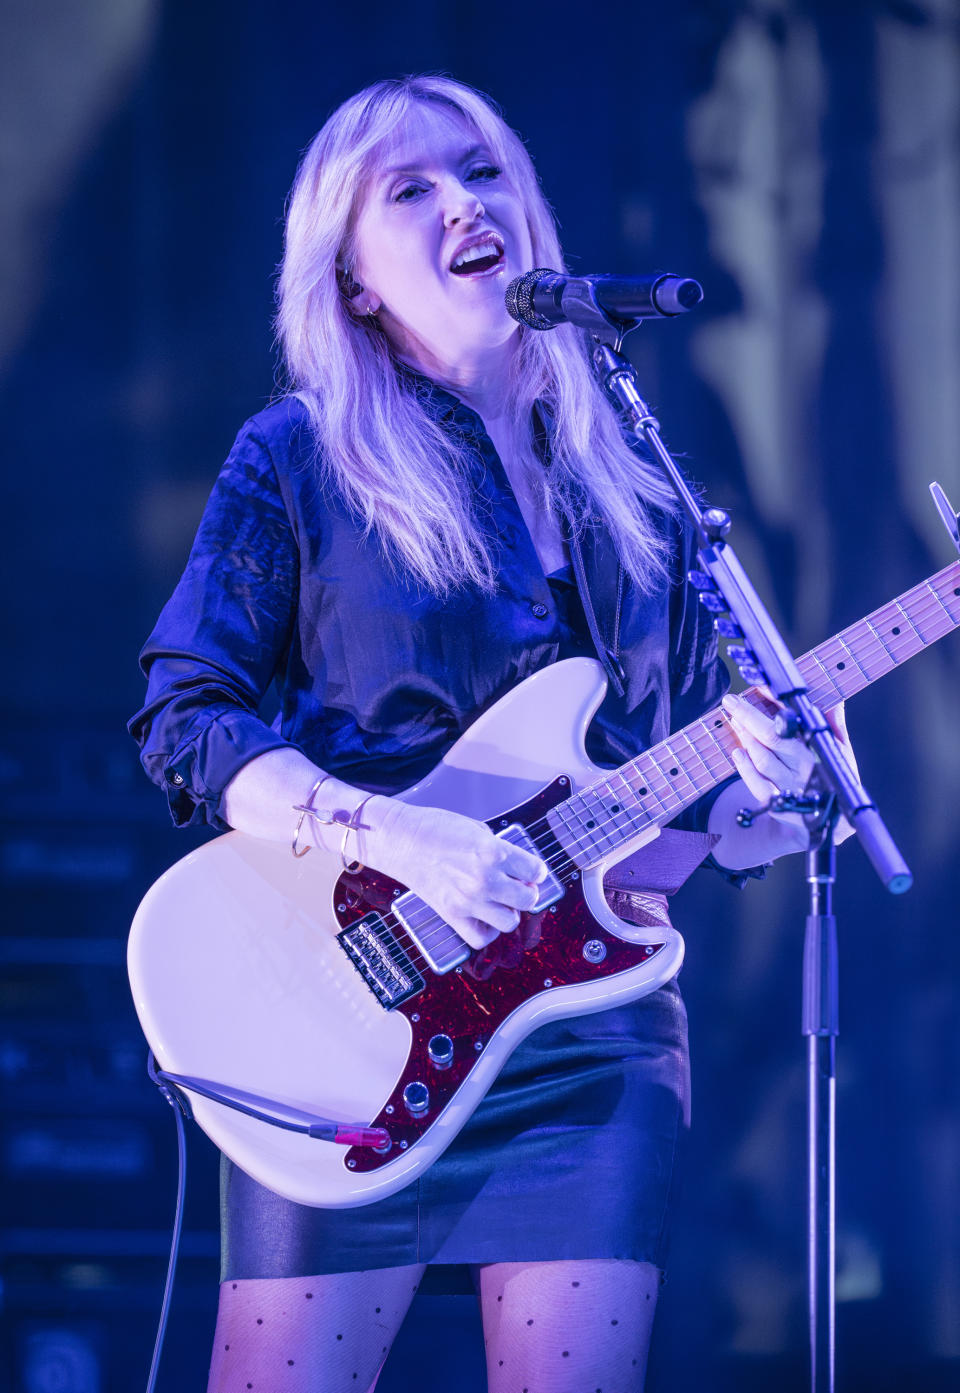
[452,240,501,272]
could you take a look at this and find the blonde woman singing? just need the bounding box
[130,74,854,1393]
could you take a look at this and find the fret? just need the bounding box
[837,633,870,681]
[801,649,844,704]
[596,775,641,844]
[678,727,713,793]
[565,786,632,864]
[865,619,895,665]
[701,716,737,772]
[933,575,960,620]
[895,598,926,644]
[632,752,675,802]
[926,579,955,628]
[652,742,699,802]
[546,799,590,864]
[574,801,617,861]
[629,761,668,814]
[615,765,659,823]
[610,767,640,819]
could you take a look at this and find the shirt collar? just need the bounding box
[395,360,555,450]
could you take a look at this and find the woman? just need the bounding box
[130,75,853,1393]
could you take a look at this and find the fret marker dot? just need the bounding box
[639,787,647,796]
[586,819,596,829]
[610,805,620,814]
[954,589,960,596]
[669,767,678,776]
[892,627,900,635]
[836,662,845,670]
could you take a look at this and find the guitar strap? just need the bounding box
[565,517,626,698]
[603,827,720,896]
[534,400,626,697]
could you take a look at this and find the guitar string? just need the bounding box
[515,580,960,871]
[360,577,960,972]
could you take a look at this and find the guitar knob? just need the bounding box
[402,1081,430,1116]
[427,1034,454,1069]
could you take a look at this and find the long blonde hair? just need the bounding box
[277,75,678,596]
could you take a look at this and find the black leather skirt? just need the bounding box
[220,962,690,1279]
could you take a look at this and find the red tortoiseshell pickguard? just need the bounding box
[333,778,666,1173]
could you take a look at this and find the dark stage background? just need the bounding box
[2,2,959,1390]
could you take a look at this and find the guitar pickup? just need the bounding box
[389,822,565,977]
[495,824,564,912]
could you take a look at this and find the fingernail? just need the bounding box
[722,694,738,711]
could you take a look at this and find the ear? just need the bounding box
[336,266,364,301]
[337,267,381,317]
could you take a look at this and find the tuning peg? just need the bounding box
[714,617,743,639]
[687,569,716,590]
[727,647,767,684]
[698,591,727,614]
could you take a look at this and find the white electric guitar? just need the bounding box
[128,557,960,1208]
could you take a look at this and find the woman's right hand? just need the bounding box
[360,798,548,951]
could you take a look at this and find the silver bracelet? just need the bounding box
[291,774,335,858]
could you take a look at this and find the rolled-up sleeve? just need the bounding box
[128,421,299,829]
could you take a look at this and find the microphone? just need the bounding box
[505,268,703,331]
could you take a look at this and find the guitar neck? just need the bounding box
[548,558,960,868]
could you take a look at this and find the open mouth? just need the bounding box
[449,238,505,277]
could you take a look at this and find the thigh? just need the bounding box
[477,1258,660,1393]
[207,1265,427,1393]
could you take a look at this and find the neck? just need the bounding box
[392,329,520,423]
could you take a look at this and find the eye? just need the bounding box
[394,182,426,203]
[467,164,502,183]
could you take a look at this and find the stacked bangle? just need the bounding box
[291,775,378,870]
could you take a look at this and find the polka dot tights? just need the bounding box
[206,1258,659,1392]
[477,1259,660,1393]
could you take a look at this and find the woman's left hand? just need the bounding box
[711,690,859,860]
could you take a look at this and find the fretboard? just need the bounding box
[547,558,960,868]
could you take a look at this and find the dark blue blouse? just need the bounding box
[129,378,733,838]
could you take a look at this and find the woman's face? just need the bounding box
[349,103,534,373]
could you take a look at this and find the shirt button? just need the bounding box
[531,602,549,619]
[168,771,184,786]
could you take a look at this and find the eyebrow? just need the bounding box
[379,144,493,179]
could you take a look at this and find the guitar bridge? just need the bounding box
[337,913,425,1009]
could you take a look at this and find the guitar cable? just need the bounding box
[142,1051,391,1388]
[145,1051,191,1393]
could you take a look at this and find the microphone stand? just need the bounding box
[577,291,912,1393]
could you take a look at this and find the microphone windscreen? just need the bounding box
[504,268,559,330]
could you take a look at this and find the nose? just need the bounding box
[442,177,484,228]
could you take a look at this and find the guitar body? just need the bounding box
[128,658,684,1208]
